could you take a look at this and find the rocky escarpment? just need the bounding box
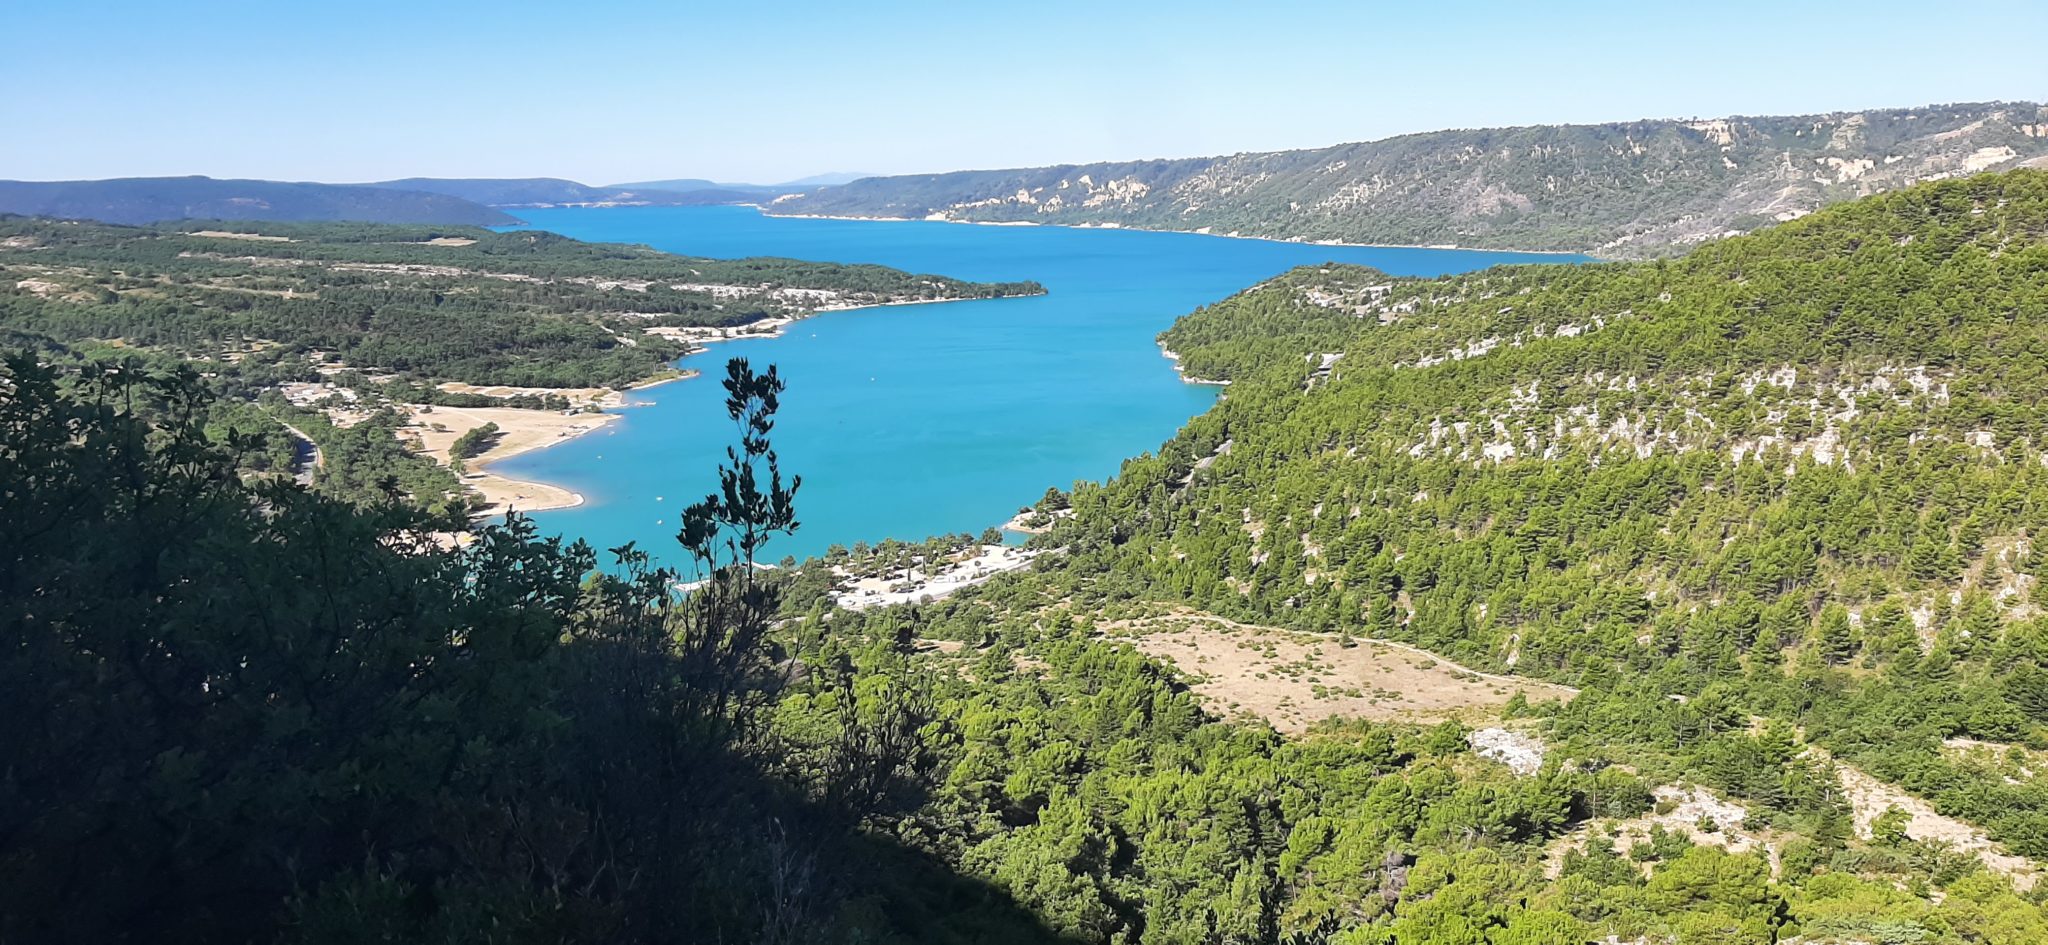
[770,101,2048,256]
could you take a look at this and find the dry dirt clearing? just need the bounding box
[1106,611,1577,733]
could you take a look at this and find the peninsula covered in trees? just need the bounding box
[0,217,1042,387]
[0,216,1042,513]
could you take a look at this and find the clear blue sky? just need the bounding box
[4,0,2043,185]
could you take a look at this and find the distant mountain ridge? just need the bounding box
[363,177,741,208]
[609,172,874,192]
[774,172,874,187]
[767,101,2048,256]
[0,176,517,226]
[605,178,780,195]
[0,174,831,228]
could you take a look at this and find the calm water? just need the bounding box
[494,207,1581,562]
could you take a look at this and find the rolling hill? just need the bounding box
[0,176,516,226]
[363,177,743,208]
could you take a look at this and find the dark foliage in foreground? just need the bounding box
[0,355,1050,945]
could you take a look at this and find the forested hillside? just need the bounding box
[2,358,1053,944]
[0,176,518,226]
[770,101,2048,256]
[969,168,2048,927]
[17,172,2048,944]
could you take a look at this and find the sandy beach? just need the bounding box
[382,371,698,516]
[436,382,628,409]
[402,404,619,514]
[409,292,1007,520]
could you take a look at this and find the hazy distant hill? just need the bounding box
[366,177,733,208]
[611,173,873,192]
[366,177,631,206]
[775,172,874,187]
[607,177,777,195]
[769,102,2048,255]
[0,176,517,226]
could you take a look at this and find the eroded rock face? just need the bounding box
[1469,727,1546,776]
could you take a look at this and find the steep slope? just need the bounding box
[0,176,516,226]
[1045,168,2048,856]
[770,101,2048,255]
[19,175,2048,944]
[1107,168,2048,668]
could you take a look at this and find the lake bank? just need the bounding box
[450,292,1043,514]
[752,205,1597,257]
[490,205,1586,562]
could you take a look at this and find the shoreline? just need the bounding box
[750,205,1593,258]
[447,371,695,517]
[1158,345,1231,387]
[465,290,1040,516]
[646,292,1012,351]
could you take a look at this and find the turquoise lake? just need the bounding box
[495,207,1582,563]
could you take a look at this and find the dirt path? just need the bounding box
[278,421,324,486]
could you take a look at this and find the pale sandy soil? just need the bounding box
[1543,716,2046,884]
[437,382,627,409]
[1105,610,1576,732]
[402,405,619,515]
[1545,785,1781,879]
[644,319,796,346]
[1834,758,2040,889]
[1002,508,1071,535]
[391,373,691,514]
[830,545,1043,610]
[422,237,477,247]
